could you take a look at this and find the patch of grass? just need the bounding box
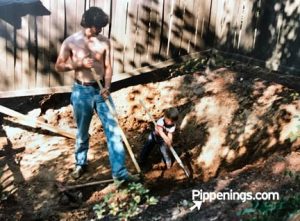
[237,171,300,221]
[92,182,158,220]
[289,115,300,142]
[237,195,300,221]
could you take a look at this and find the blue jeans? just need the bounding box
[71,83,128,179]
[139,131,172,166]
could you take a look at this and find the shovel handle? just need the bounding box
[90,68,141,174]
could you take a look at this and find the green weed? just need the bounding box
[93,182,158,220]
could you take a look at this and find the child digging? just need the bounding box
[139,107,179,170]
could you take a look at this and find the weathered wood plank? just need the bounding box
[192,0,209,51]
[165,0,176,58]
[122,0,131,72]
[110,0,128,73]
[36,15,44,88]
[123,0,140,72]
[148,0,163,63]
[179,0,193,54]
[12,26,20,90]
[19,15,30,90]
[135,0,149,68]
[40,0,51,88]
[0,21,8,91]
[125,0,139,70]
[49,0,60,87]
[130,0,143,68]
[6,23,16,90]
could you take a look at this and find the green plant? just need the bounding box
[237,194,300,221]
[284,170,300,182]
[289,116,300,142]
[238,170,300,221]
[290,92,299,101]
[93,182,158,220]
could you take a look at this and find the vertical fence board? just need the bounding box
[148,0,163,63]
[134,0,147,68]
[49,0,59,87]
[158,0,171,60]
[20,16,30,90]
[215,0,233,49]
[165,0,175,59]
[109,0,117,73]
[138,0,152,67]
[75,0,85,33]
[170,0,185,57]
[180,0,194,54]
[64,0,77,85]
[251,0,262,51]
[14,27,21,90]
[58,0,66,86]
[67,0,77,36]
[122,0,132,72]
[0,21,8,90]
[232,0,242,51]
[126,0,140,70]
[36,15,44,88]
[238,0,255,53]
[110,0,128,73]
[236,0,247,50]
[5,23,15,90]
[40,0,51,87]
[191,0,205,51]
[26,16,35,89]
[252,0,280,62]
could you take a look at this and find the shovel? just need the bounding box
[139,100,190,178]
[90,68,141,174]
[56,178,115,192]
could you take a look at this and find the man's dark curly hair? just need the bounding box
[80,7,109,28]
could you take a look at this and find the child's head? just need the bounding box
[164,107,179,124]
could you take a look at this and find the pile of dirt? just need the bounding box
[0,64,300,220]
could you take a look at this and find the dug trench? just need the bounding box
[0,60,300,220]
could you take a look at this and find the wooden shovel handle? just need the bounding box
[90,68,141,174]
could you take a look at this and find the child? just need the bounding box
[139,107,179,169]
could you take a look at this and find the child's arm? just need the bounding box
[155,126,172,147]
[167,132,173,145]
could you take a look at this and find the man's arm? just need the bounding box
[103,40,112,90]
[55,40,74,72]
[55,40,92,72]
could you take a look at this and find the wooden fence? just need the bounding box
[0,0,299,98]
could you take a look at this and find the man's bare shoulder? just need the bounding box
[64,31,84,44]
[97,35,111,46]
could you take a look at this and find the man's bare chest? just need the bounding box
[70,38,105,61]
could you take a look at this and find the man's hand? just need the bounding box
[100,87,110,100]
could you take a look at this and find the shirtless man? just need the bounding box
[55,7,138,182]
